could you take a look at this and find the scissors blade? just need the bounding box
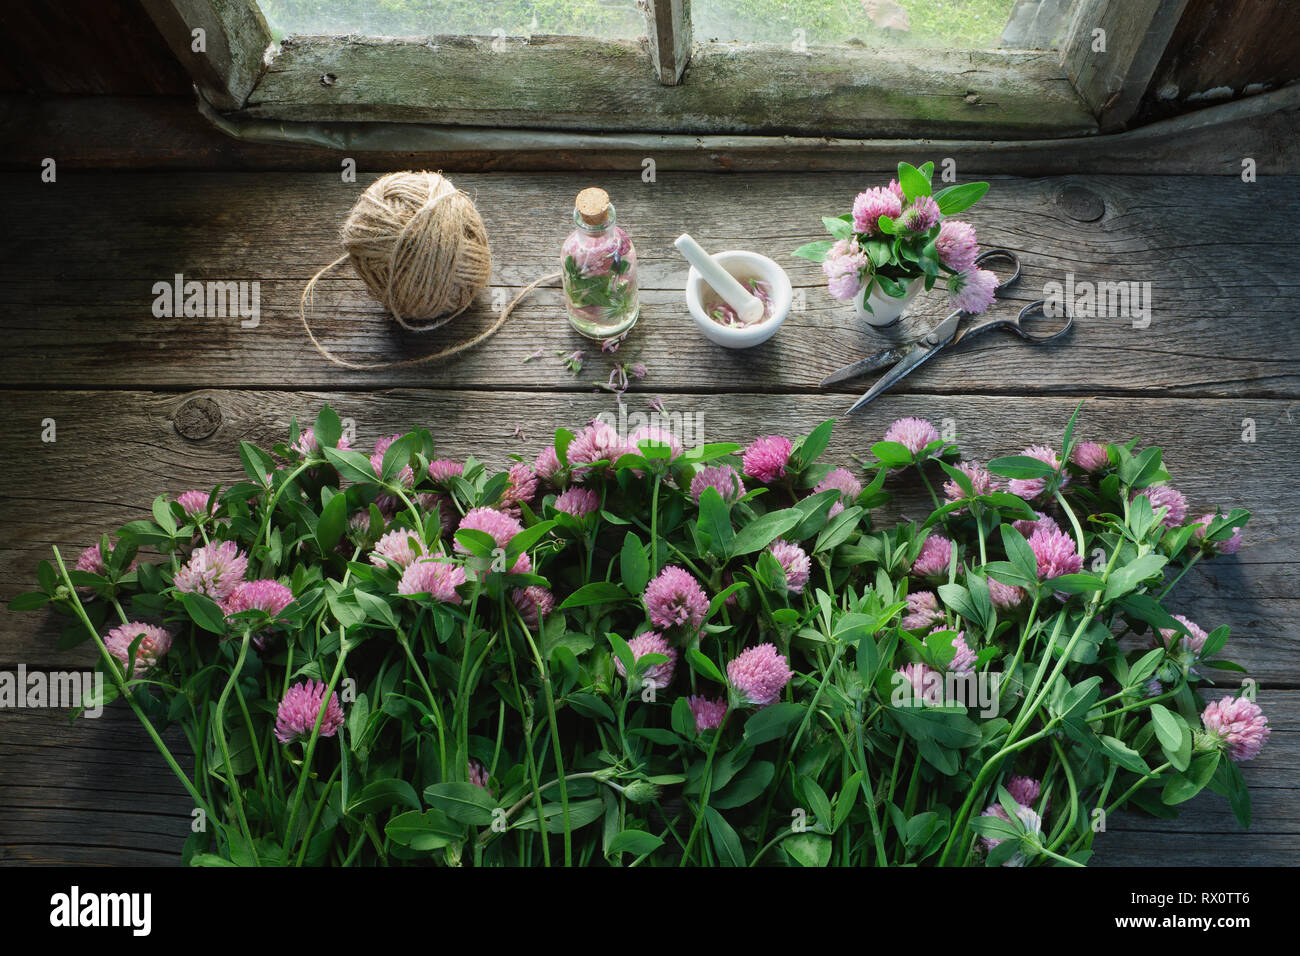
[845,311,962,414]
[844,344,943,414]
[820,346,911,386]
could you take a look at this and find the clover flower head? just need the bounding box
[822,238,868,300]
[727,643,794,708]
[568,421,630,480]
[902,590,944,630]
[1006,775,1042,809]
[896,662,943,705]
[292,427,351,457]
[1194,513,1243,554]
[499,462,539,513]
[887,178,906,201]
[1012,511,1060,538]
[938,629,976,674]
[643,565,709,634]
[614,631,678,690]
[690,465,747,504]
[1028,526,1083,580]
[769,539,811,594]
[428,459,464,484]
[555,486,600,518]
[174,540,248,603]
[899,195,940,233]
[935,219,978,272]
[511,586,555,630]
[911,534,954,577]
[397,558,467,603]
[943,460,998,503]
[457,507,523,550]
[1157,614,1209,656]
[987,577,1027,610]
[370,434,414,488]
[370,528,425,569]
[176,490,212,518]
[1135,485,1188,528]
[852,186,903,235]
[533,446,563,484]
[742,435,793,483]
[814,468,863,515]
[979,803,1043,864]
[223,579,294,619]
[104,622,172,677]
[883,417,940,456]
[469,759,492,792]
[948,267,998,315]
[275,679,344,744]
[1070,441,1110,473]
[628,425,683,460]
[76,541,139,577]
[688,695,729,733]
[1008,445,1064,500]
[1201,696,1270,763]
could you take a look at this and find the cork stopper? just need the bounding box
[575,187,611,226]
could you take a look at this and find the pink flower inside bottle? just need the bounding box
[561,187,640,339]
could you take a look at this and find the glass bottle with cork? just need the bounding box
[561,187,640,339]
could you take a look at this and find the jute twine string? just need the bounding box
[300,170,558,371]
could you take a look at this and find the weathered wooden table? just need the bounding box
[0,168,1295,865]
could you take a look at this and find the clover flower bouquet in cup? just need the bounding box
[794,162,996,327]
[11,403,1264,867]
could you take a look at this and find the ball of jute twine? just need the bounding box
[300,171,557,370]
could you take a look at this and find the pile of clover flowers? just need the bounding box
[13,404,1264,867]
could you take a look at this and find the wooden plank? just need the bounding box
[1139,0,1300,124]
[141,0,275,111]
[1,687,1292,866]
[0,389,1292,682]
[643,0,692,86]
[0,171,1297,395]
[3,88,1296,175]
[241,36,1096,139]
[1059,0,1189,132]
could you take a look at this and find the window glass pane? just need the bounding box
[693,0,1067,49]
[257,0,645,41]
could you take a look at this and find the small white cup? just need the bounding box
[685,251,792,349]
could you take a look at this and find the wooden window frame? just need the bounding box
[143,0,1197,141]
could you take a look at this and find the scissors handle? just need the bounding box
[951,299,1073,348]
[1009,299,1073,343]
[974,248,1022,294]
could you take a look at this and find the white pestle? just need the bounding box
[674,233,766,325]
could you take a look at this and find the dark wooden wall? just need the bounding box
[1138,0,1300,123]
[0,0,189,95]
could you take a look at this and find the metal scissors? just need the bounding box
[820,249,1073,414]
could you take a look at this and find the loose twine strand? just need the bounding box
[299,170,558,371]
